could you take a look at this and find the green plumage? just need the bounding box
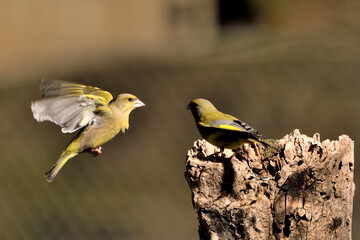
[31,79,145,182]
[187,98,270,150]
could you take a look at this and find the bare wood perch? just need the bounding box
[185,129,355,240]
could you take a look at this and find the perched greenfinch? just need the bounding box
[187,98,270,153]
[31,79,145,182]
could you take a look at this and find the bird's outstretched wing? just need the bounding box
[31,79,114,133]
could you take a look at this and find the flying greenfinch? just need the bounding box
[31,79,145,182]
[187,98,270,153]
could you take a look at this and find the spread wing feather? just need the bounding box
[39,78,113,102]
[31,79,113,133]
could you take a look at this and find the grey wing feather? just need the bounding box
[31,96,97,133]
[40,79,66,98]
[207,119,247,131]
[233,120,263,138]
[208,119,263,138]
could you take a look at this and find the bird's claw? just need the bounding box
[90,146,102,157]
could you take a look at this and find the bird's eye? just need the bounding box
[128,97,133,102]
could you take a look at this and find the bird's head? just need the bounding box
[187,98,217,121]
[113,93,145,113]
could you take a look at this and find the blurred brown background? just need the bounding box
[1,0,359,239]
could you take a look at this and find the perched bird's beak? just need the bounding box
[133,99,145,108]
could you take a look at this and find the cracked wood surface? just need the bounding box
[185,129,355,240]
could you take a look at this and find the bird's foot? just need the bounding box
[90,146,102,157]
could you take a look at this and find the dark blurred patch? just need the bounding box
[217,0,258,26]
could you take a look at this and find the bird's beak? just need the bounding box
[186,104,190,110]
[133,99,145,108]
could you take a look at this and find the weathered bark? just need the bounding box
[185,129,355,240]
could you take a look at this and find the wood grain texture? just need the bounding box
[185,129,355,240]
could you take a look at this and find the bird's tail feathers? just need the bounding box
[45,152,77,182]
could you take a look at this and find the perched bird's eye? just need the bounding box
[128,98,134,102]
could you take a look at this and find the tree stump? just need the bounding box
[185,129,355,240]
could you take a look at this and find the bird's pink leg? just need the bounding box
[90,146,102,157]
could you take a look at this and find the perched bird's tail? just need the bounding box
[45,151,77,182]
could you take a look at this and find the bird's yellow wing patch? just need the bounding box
[217,124,244,132]
[41,79,113,104]
[198,122,244,132]
[64,83,113,103]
